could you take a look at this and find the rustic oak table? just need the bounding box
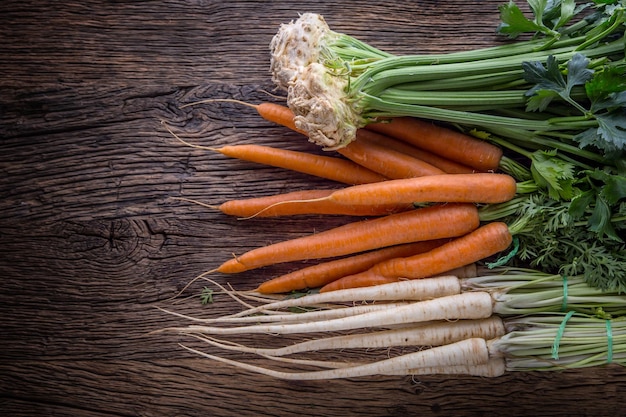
[2,1,624,416]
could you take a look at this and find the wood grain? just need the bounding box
[1,1,624,416]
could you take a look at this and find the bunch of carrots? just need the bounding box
[171,101,521,295]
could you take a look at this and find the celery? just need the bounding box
[270,1,625,157]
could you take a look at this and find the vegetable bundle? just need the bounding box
[160,270,626,379]
[161,0,626,381]
[271,1,626,154]
[267,0,626,291]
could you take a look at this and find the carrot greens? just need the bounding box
[478,170,626,291]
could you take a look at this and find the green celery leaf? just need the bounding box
[523,55,566,94]
[586,65,626,106]
[498,1,545,38]
[569,188,597,218]
[524,54,593,111]
[591,91,626,116]
[530,150,576,200]
[526,89,560,111]
[574,115,626,154]
[564,53,594,95]
[552,0,577,29]
[596,112,626,151]
[589,194,622,241]
[497,0,575,37]
[592,170,626,204]
[527,0,550,23]
[574,127,602,149]
[602,176,626,204]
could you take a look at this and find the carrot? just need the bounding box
[366,117,503,171]
[230,102,446,179]
[215,189,413,218]
[216,203,480,274]
[162,117,387,185]
[181,99,306,135]
[214,144,387,185]
[320,222,513,292]
[252,102,306,134]
[179,100,486,173]
[337,132,446,179]
[292,173,517,207]
[255,239,449,293]
[355,129,477,174]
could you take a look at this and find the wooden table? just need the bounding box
[2,1,624,415]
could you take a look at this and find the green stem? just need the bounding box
[575,10,625,52]
[486,134,534,159]
[354,39,624,95]
[377,89,528,107]
[498,156,533,181]
[485,126,604,167]
[360,95,554,131]
[388,70,525,91]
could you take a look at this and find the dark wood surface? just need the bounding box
[2,1,625,416]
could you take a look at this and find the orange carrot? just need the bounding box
[320,222,513,292]
[214,144,387,185]
[366,117,503,171]
[255,239,449,293]
[337,132,445,179]
[217,189,413,218]
[303,173,517,207]
[253,102,307,135]
[180,101,485,174]
[216,203,480,274]
[252,104,447,178]
[355,129,477,174]
[181,100,307,136]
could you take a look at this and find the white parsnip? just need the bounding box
[189,317,505,357]
[227,275,462,318]
[159,302,413,325]
[403,357,506,377]
[167,292,494,336]
[179,337,491,380]
[260,352,507,377]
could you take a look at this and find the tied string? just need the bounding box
[561,275,568,312]
[593,308,614,364]
[606,319,614,364]
[551,311,575,360]
[551,312,615,364]
[486,236,519,269]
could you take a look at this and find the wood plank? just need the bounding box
[3,357,626,416]
[1,359,625,417]
[1,0,625,416]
